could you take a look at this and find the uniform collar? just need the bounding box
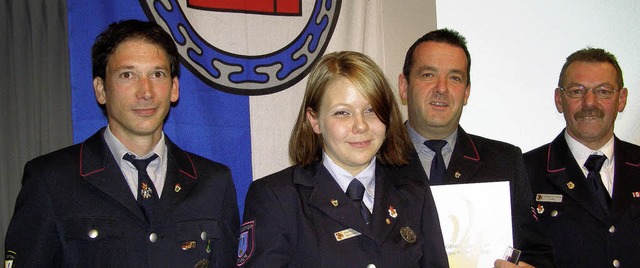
[322,152,376,199]
[565,130,614,169]
[405,121,457,154]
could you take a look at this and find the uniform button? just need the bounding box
[609,226,616,233]
[149,233,158,243]
[88,229,99,239]
[551,210,558,217]
[366,264,376,268]
[201,231,208,241]
[613,259,620,267]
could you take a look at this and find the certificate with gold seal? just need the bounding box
[430,181,513,268]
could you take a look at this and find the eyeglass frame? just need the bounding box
[557,84,621,99]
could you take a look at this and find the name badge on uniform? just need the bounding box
[334,228,361,241]
[536,193,563,203]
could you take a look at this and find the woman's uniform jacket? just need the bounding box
[237,160,449,267]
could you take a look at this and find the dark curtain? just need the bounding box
[1,0,72,255]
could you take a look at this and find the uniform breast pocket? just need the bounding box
[174,219,221,261]
[61,217,126,265]
[628,197,640,219]
[624,196,640,225]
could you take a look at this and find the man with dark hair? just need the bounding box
[4,19,239,267]
[525,47,638,267]
[397,28,553,267]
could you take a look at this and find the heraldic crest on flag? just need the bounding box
[140,0,342,95]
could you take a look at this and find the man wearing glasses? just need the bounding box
[524,48,640,268]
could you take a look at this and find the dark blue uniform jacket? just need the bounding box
[400,126,554,267]
[5,129,240,267]
[238,161,449,267]
[524,132,640,268]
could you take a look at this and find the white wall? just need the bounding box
[436,0,640,152]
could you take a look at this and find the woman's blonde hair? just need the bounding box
[289,51,411,166]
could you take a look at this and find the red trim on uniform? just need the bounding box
[625,161,640,167]
[79,143,105,177]
[179,151,198,180]
[546,145,565,173]
[462,135,480,161]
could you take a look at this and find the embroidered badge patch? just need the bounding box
[236,221,255,266]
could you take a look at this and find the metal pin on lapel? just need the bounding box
[567,181,575,190]
[388,206,397,218]
[400,227,417,243]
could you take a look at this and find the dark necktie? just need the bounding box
[123,153,159,222]
[424,140,447,185]
[346,179,371,224]
[584,154,610,214]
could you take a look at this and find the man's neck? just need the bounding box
[566,130,614,151]
[109,128,163,156]
[409,121,456,140]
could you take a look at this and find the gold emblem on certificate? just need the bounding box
[400,226,417,243]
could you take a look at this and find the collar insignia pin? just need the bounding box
[388,205,398,218]
[537,204,544,214]
[567,181,575,190]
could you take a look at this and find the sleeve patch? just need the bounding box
[236,221,255,266]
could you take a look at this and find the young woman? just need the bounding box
[237,51,449,267]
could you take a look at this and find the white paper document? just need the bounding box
[431,181,513,268]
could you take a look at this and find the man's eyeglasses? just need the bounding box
[558,85,620,99]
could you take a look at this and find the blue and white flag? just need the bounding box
[68,0,384,213]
